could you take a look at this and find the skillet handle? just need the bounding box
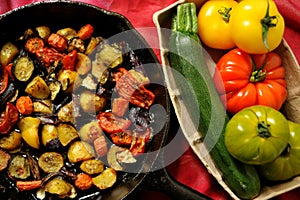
[126,166,212,200]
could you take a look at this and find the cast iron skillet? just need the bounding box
[0,1,211,199]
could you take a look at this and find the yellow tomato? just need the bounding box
[197,0,238,50]
[229,0,285,54]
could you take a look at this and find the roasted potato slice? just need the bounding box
[57,123,79,146]
[44,177,76,198]
[57,28,77,41]
[79,121,103,143]
[92,168,117,190]
[8,155,31,179]
[75,52,91,75]
[79,90,106,113]
[80,159,104,175]
[57,70,81,93]
[0,42,19,67]
[36,26,51,40]
[25,76,50,99]
[41,124,58,147]
[0,131,22,151]
[67,141,95,163]
[38,152,64,173]
[18,117,40,149]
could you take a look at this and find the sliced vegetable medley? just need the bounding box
[0,23,157,198]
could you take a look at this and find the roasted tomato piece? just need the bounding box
[62,49,77,70]
[0,103,19,134]
[48,33,67,52]
[115,68,155,109]
[97,112,131,134]
[130,137,146,156]
[110,130,133,146]
[0,66,9,94]
[36,47,64,67]
[112,97,128,117]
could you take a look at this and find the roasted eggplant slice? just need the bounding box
[25,76,50,99]
[8,154,31,179]
[67,141,95,163]
[57,123,79,147]
[0,149,10,172]
[0,131,22,151]
[13,56,35,82]
[44,177,77,198]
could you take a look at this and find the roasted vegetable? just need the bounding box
[93,136,108,158]
[67,141,95,163]
[57,69,81,93]
[13,56,35,82]
[75,173,93,190]
[0,42,19,67]
[25,76,50,99]
[44,177,76,198]
[41,124,59,147]
[8,155,31,179]
[79,121,103,143]
[0,103,19,135]
[16,180,42,191]
[92,168,117,190]
[0,149,10,171]
[33,99,53,114]
[57,28,77,41]
[36,26,51,41]
[57,123,79,146]
[80,159,104,175]
[25,37,44,54]
[75,52,91,75]
[38,152,64,173]
[169,3,260,199]
[0,131,22,151]
[57,101,76,124]
[79,90,106,113]
[16,96,34,115]
[18,116,41,149]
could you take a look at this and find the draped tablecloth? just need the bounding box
[1,0,299,199]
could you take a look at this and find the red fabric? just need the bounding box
[1,0,300,199]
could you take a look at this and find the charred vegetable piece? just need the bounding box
[57,69,81,93]
[57,123,79,147]
[0,42,19,67]
[36,47,64,67]
[97,112,131,134]
[16,180,42,191]
[110,130,133,146]
[93,135,108,158]
[25,37,44,54]
[68,37,85,53]
[44,177,77,198]
[62,49,77,71]
[130,137,146,156]
[0,131,22,151]
[75,52,91,75]
[48,80,62,101]
[18,116,41,149]
[33,99,53,114]
[48,33,67,52]
[80,159,104,175]
[107,145,125,171]
[96,43,123,69]
[75,173,93,190]
[25,76,50,99]
[41,124,58,146]
[16,96,34,115]
[36,26,51,41]
[67,141,95,163]
[92,168,117,190]
[85,37,102,55]
[13,56,35,82]
[79,121,103,143]
[57,28,77,41]
[0,65,9,95]
[57,101,76,124]
[0,149,10,171]
[8,155,31,179]
[112,97,129,117]
[77,24,94,40]
[38,152,64,173]
[0,103,19,135]
[79,90,106,113]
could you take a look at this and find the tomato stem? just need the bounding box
[218,7,232,23]
[261,0,278,51]
[249,55,268,82]
[257,121,271,138]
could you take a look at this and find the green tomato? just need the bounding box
[225,105,290,165]
[259,121,300,181]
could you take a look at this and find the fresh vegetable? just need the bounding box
[225,105,290,165]
[0,103,19,134]
[229,0,285,54]
[213,48,287,114]
[259,121,300,181]
[197,0,237,50]
[16,96,34,115]
[169,3,260,199]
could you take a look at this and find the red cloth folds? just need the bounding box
[1,0,300,199]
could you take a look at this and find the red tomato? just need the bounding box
[62,49,77,71]
[97,112,131,134]
[213,48,287,114]
[0,103,19,134]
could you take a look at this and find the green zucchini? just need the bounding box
[168,3,261,199]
